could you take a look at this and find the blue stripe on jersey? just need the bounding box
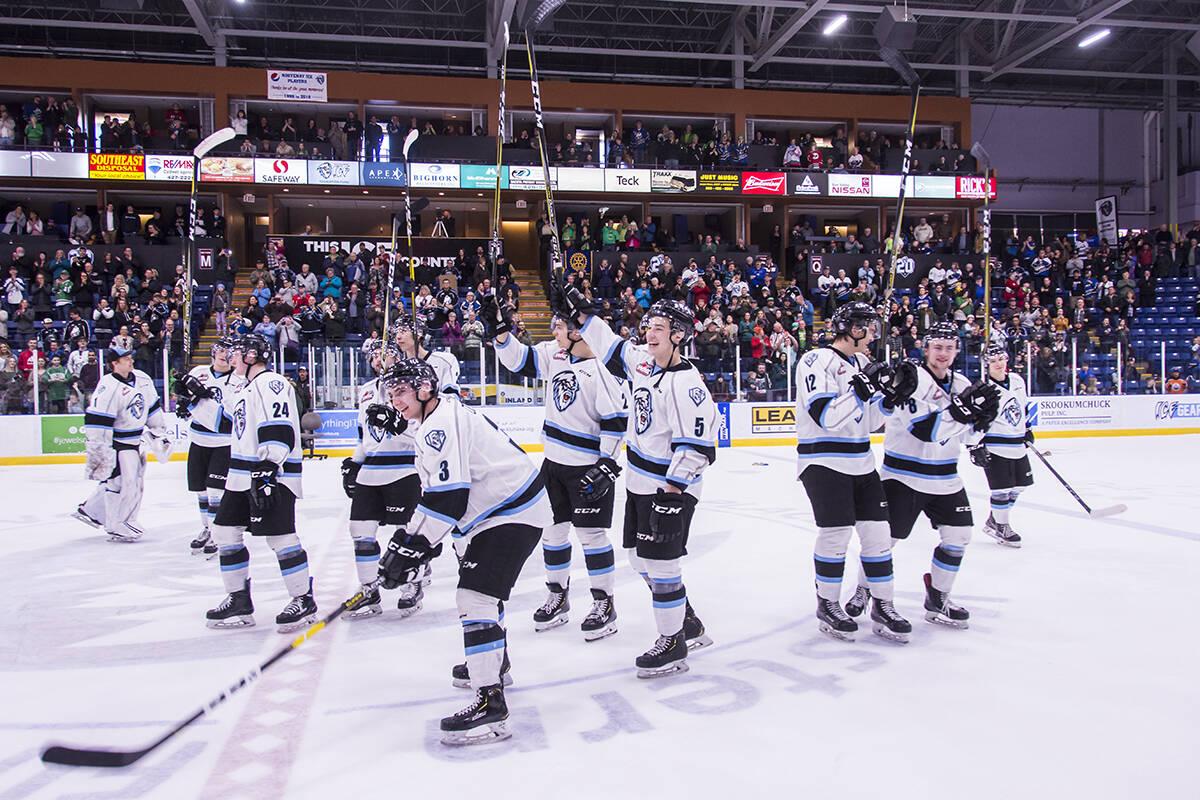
[460,470,542,534]
[628,445,670,466]
[544,420,601,444]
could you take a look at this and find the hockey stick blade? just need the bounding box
[41,744,154,768]
[1089,504,1127,518]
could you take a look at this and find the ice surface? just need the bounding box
[1,436,1197,799]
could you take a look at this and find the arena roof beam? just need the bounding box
[180,0,217,47]
[749,0,830,72]
[984,0,1136,82]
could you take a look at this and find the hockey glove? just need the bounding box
[649,489,695,544]
[880,360,919,409]
[849,360,891,402]
[577,457,621,502]
[378,532,443,590]
[479,294,513,339]
[969,444,991,468]
[85,440,115,481]
[1024,428,1035,445]
[365,403,408,436]
[249,461,280,514]
[173,399,193,420]
[947,381,1001,430]
[179,372,216,400]
[341,457,361,499]
[144,428,174,464]
[564,286,596,320]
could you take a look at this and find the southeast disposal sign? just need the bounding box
[89,153,144,180]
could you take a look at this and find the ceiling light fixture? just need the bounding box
[823,14,848,35]
[1078,28,1110,47]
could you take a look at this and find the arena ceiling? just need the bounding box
[6,0,1200,110]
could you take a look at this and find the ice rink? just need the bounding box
[1,435,1196,800]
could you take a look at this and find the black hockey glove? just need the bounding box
[849,360,891,402]
[173,398,193,419]
[947,381,1001,431]
[341,457,361,499]
[880,360,919,409]
[365,403,408,436]
[479,294,513,339]
[649,489,695,544]
[180,372,216,400]
[564,286,596,320]
[249,461,280,514]
[378,531,443,590]
[1024,428,1035,445]
[969,444,991,468]
[577,457,621,502]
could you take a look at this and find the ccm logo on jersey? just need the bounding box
[574,507,601,514]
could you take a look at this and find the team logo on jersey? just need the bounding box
[803,351,819,367]
[127,393,144,419]
[361,389,374,403]
[211,386,223,403]
[552,371,579,412]
[94,384,106,397]
[633,387,653,434]
[269,379,285,395]
[635,361,653,376]
[689,387,706,407]
[424,429,446,451]
[232,399,247,438]
[368,423,385,443]
[1001,397,1022,427]
[552,350,568,361]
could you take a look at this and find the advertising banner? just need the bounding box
[506,165,554,190]
[741,172,786,195]
[460,165,508,190]
[1026,397,1115,430]
[604,168,651,193]
[651,169,698,193]
[955,176,997,199]
[254,157,309,184]
[361,163,407,186]
[913,175,957,199]
[310,160,360,185]
[410,162,460,189]
[0,151,29,177]
[31,152,88,179]
[787,172,826,196]
[828,174,872,197]
[1096,195,1118,246]
[144,154,195,181]
[696,171,741,193]
[40,415,86,454]
[279,235,488,276]
[200,156,254,183]
[556,167,604,192]
[88,153,144,180]
[266,70,328,102]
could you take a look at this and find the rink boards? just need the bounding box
[4,394,1199,465]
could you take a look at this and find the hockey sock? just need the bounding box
[627,549,654,590]
[930,525,971,592]
[197,494,210,531]
[206,486,224,523]
[577,527,615,595]
[212,524,250,592]
[814,526,852,602]
[856,520,895,601]
[458,589,504,690]
[990,491,1014,525]
[645,558,686,636]
[542,521,572,585]
[269,534,311,597]
[349,520,381,585]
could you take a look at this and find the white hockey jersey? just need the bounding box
[351,376,417,486]
[495,335,628,467]
[794,347,887,476]
[983,372,1032,459]
[881,366,981,495]
[225,368,303,497]
[406,398,551,546]
[85,369,166,449]
[184,365,240,449]
[425,348,461,399]
[579,316,717,498]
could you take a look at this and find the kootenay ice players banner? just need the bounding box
[277,235,489,275]
[266,70,328,102]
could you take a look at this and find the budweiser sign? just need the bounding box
[741,172,786,195]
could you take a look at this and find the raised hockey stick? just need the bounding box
[490,19,510,290]
[522,2,566,277]
[1030,447,1126,518]
[40,582,381,768]
[880,50,921,313]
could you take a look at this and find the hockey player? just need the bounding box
[483,294,627,640]
[340,336,422,618]
[173,335,240,558]
[566,288,717,678]
[794,302,918,644]
[74,345,171,542]
[204,333,316,633]
[372,358,551,745]
[874,322,1001,629]
[969,344,1034,547]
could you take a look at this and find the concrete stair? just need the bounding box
[190,273,253,362]
[512,266,551,339]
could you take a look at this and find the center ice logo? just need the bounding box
[552,372,579,412]
[633,388,653,434]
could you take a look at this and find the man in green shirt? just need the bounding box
[44,354,71,413]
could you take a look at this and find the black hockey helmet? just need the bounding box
[829,301,880,340]
[380,357,439,397]
[923,321,960,346]
[642,299,696,345]
[231,332,272,366]
[985,342,1009,361]
[388,313,427,345]
[211,334,235,361]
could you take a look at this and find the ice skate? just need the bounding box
[533,581,569,631]
[683,600,713,651]
[452,648,512,689]
[870,598,912,644]
[276,579,318,633]
[923,573,970,629]
[72,504,102,529]
[416,561,433,587]
[206,580,255,629]
[395,580,424,618]
[439,684,511,746]
[816,597,858,641]
[845,585,871,618]
[107,522,144,542]
[984,515,1022,548]
[345,585,382,619]
[189,529,211,556]
[580,589,618,641]
[202,540,218,559]
[635,630,689,679]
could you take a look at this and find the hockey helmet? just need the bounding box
[210,334,236,361]
[641,299,696,346]
[380,358,439,398]
[985,342,1009,361]
[829,301,880,340]
[923,321,960,346]
[388,313,427,345]
[230,332,272,366]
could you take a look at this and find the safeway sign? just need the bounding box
[254,158,309,184]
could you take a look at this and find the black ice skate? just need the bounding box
[346,585,382,619]
[395,580,424,618]
[72,504,101,529]
[452,648,513,689]
[533,582,569,632]
[816,597,858,641]
[440,684,511,746]
[581,589,618,641]
[206,580,255,629]
[845,585,871,618]
[984,515,1022,548]
[276,579,317,633]
[923,573,970,629]
[189,529,211,555]
[683,600,713,651]
[202,540,218,559]
[870,597,912,644]
[635,630,689,679]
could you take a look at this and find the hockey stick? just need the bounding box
[1030,447,1126,518]
[881,52,920,313]
[523,20,564,277]
[490,19,510,290]
[40,582,381,768]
